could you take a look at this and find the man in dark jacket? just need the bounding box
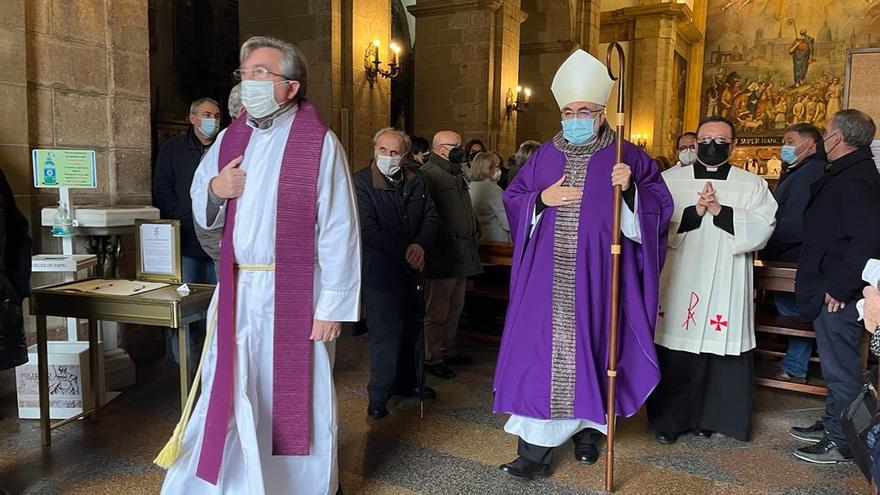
[791,109,880,464]
[355,128,440,419]
[153,97,222,284]
[0,168,31,373]
[419,130,483,379]
[152,97,221,366]
[762,123,827,384]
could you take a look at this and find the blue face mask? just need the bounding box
[199,117,218,139]
[561,117,596,145]
[780,145,799,164]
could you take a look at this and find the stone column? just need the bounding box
[629,10,678,158]
[517,0,601,144]
[408,0,525,157]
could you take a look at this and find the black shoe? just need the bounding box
[789,420,825,443]
[573,443,599,464]
[655,431,679,445]
[499,456,552,480]
[367,402,388,419]
[793,436,853,464]
[425,363,456,379]
[444,354,474,366]
[692,429,713,438]
[394,386,437,400]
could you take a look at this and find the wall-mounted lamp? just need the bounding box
[632,133,648,148]
[365,39,401,87]
[505,85,532,117]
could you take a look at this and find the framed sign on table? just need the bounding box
[134,219,182,283]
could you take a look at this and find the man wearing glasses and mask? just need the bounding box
[419,130,483,380]
[648,116,777,445]
[494,49,673,480]
[159,36,360,495]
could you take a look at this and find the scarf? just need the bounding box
[196,100,326,484]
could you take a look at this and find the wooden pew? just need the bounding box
[753,261,827,396]
[469,245,835,396]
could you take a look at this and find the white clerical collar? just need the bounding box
[248,103,298,131]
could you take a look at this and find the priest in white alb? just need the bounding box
[156,36,360,495]
[647,116,777,444]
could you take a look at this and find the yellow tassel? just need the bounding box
[153,423,184,468]
[153,306,218,470]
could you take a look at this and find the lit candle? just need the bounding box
[523,87,531,103]
[372,39,380,64]
[390,42,400,66]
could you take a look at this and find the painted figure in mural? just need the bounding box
[826,77,842,116]
[789,30,814,87]
[792,96,806,124]
[804,96,818,124]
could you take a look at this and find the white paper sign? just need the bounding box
[140,223,174,275]
[871,139,880,171]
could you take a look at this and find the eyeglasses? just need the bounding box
[233,67,287,81]
[439,143,461,149]
[561,108,605,120]
[677,144,696,151]
[696,136,733,145]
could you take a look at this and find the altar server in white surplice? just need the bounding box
[159,36,360,495]
[647,116,777,445]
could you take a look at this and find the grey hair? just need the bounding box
[189,97,220,115]
[514,140,541,169]
[469,151,500,182]
[240,36,309,100]
[831,109,876,148]
[228,83,242,118]
[373,127,412,155]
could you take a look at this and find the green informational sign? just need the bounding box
[32,149,97,188]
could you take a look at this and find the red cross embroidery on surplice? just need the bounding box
[710,314,728,332]
[658,305,665,319]
[681,291,700,330]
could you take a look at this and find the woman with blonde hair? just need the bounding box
[468,151,511,243]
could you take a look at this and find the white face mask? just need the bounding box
[492,168,502,181]
[678,148,697,166]
[240,80,283,118]
[376,155,401,177]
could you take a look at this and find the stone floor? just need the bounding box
[0,333,871,495]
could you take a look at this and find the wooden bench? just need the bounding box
[468,244,836,396]
[753,261,827,396]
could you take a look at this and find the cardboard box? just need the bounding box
[15,341,106,420]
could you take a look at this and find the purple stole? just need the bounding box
[196,101,327,485]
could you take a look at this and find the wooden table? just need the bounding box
[29,279,215,446]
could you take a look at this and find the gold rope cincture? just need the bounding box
[153,263,276,469]
[154,304,217,469]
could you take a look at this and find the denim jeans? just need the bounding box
[166,256,216,367]
[775,292,813,378]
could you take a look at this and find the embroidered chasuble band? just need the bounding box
[196,101,325,485]
[549,125,615,418]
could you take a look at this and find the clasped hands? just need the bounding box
[695,181,722,217]
[540,163,632,207]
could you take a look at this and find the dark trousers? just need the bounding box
[813,300,864,446]
[517,428,603,465]
[365,286,423,404]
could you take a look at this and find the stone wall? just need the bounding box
[25,0,152,216]
[517,0,601,145]
[409,0,524,157]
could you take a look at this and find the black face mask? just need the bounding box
[448,145,467,164]
[697,141,731,167]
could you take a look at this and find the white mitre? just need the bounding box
[551,49,615,109]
